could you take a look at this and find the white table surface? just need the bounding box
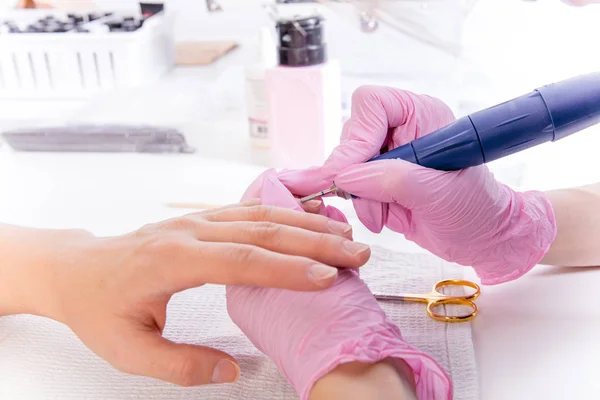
[2,1,600,399]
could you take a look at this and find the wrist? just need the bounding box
[0,225,95,320]
[309,359,417,400]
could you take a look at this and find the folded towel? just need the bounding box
[0,247,479,400]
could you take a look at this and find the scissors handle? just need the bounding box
[427,279,480,322]
[433,279,481,301]
[426,298,478,323]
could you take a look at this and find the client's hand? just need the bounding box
[227,169,452,400]
[0,201,370,387]
[289,86,557,285]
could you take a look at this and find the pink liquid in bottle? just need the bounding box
[266,15,341,169]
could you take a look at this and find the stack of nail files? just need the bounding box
[1,124,195,153]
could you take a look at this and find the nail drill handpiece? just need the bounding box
[302,72,600,202]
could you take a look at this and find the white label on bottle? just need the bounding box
[249,119,268,139]
[245,74,270,147]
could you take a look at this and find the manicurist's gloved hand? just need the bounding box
[315,86,556,284]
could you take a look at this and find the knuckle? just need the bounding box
[246,205,272,222]
[164,216,197,232]
[313,232,331,250]
[169,355,201,387]
[252,222,282,244]
[137,215,198,237]
[352,85,380,104]
[142,234,184,259]
[380,169,400,195]
[188,210,209,221]
[231,245,256,266]
[135,222,159,237]
[226,246,256,282]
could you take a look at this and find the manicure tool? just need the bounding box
[301,72,600,203]
[1,125,195,153]
[374,279,481,323]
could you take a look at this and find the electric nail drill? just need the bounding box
[301,72,600,203]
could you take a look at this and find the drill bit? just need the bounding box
[300,186,338,203]
[300,185,352,203]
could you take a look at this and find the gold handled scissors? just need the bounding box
[374,279,481,323]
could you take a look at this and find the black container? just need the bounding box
[276,15,326,67]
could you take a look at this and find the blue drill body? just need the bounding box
[372,73,600,170]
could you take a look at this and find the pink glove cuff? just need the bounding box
[472,189,557,285]
[296,314,453,400]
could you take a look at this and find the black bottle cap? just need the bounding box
[276,15,326,67]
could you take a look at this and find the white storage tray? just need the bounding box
[0,10,174,99]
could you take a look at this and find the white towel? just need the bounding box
[0,247,479,400]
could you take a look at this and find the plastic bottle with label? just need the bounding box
[244,27,277,150]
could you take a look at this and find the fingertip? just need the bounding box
[299,199,322,214]
[211,358,241,384]
[123,333,240,387]
[307,264,339,288]
[355,244,372,266]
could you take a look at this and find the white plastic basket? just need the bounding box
[0,10,174,99]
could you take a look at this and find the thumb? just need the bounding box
[123,331,240,386]
[334,159,426,207]
[322,87,452,180]
[321,86,408,180]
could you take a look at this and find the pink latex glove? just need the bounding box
[563,0,600,6]
[304,86,557,285]
[226,169,452,400]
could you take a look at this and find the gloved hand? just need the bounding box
[288,86,557,285]
[227,169,452,400]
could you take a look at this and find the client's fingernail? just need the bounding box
[327,219,352,236]
[308,264,338,285]
[303,200,321,212]
[211,359,240,384]
[343,240,370,256]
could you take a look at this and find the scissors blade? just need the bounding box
[373,294,408,301]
